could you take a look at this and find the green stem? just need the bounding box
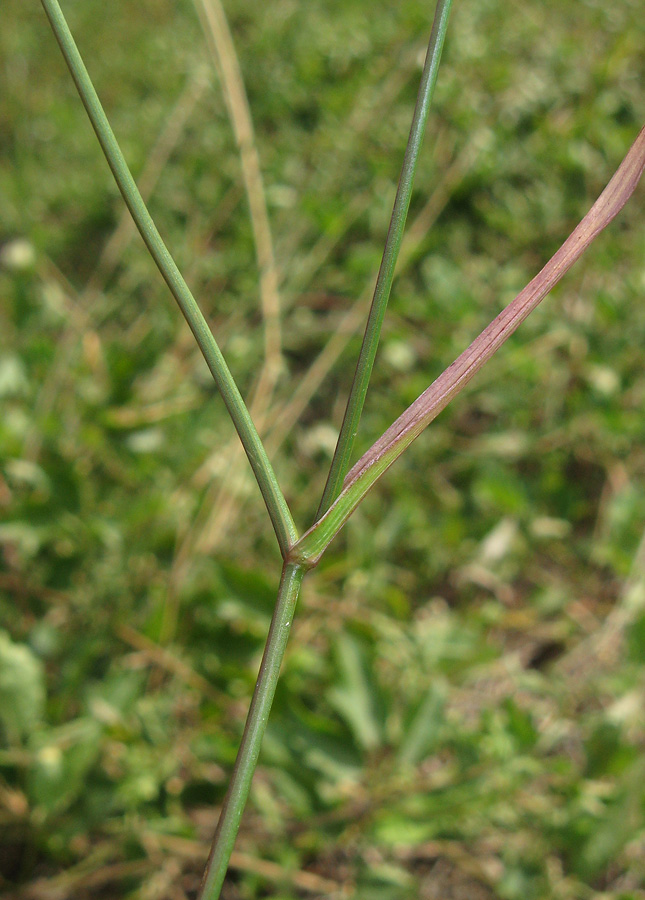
[40,0,298,557]
[315,0,453,519]
[198,562,306,900]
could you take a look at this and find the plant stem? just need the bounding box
[198,562,306,900]
[40,0,298,557]
[294,123,645,566]
[315,0,453,519]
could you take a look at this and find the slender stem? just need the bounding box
[293,123,645,566]
[40,0,298,557]
[198,562,306,900]
[315,0,453,519]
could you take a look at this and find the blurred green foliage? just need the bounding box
[1,0,644,897]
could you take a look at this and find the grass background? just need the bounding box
[1,0,644,897]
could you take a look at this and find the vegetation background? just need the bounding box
[1,0,644,897]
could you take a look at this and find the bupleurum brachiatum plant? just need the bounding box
[24,0,645,896]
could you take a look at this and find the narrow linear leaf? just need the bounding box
[292,124,645,565]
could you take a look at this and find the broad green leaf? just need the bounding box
[327,635,385,752]
[0,630,46,743]
[398,683,445,765]
[28,717,103,817]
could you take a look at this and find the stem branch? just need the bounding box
[294,123,645,565]
[40,0,298,556]
[316,0,453,518]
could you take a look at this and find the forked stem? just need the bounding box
[40,0,298,558]
[43,2,644,898]
[316,0,453,518]
[198,562,307,900]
